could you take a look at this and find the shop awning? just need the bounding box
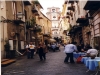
[23,1,31,5]
[49,39,56,42]
[76,18,88,23]
[84,1,100,10]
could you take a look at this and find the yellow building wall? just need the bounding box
[1,1,8,59]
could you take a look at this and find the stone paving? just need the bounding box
[1,47,100,75]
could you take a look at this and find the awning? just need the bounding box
[49,39,56,42]
[76,18,88,23]
[31,8,38,13]
[23,1,31,5]
[84,1,100,10]
[13,20,24,24]
[67,6,75,11]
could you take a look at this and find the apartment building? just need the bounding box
[0,1,8,59]
[0,0,52,59]
[59,1,71,43]
[65,0,100,50]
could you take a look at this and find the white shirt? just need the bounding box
[87,49,98,56]
[64,44,77,53]
[26,44,35,49]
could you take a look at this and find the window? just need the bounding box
[52,9,55,12]
[12,1,17,19]
[54,32,57,34]
[53,16,56,18]
[24,10,27,19]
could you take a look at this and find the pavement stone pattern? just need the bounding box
[1,46,100,75]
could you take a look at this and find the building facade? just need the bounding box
[64,0,100,52]
[0,0,52,59]
[46,7,61,38]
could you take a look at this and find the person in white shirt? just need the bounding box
[86,46,98,57]
[26,42,35,59]
[64,42,78,63]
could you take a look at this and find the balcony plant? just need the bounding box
[33,0,39,5]
[26,18,36,29]
[34,25,42,33]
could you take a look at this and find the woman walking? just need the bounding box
[37,43,48,61]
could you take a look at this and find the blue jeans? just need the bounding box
[27,49,35,59]
[64,53,74,63]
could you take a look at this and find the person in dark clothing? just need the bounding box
[77,44,82,52]
[84,43,91,51]
[37,43,48,61]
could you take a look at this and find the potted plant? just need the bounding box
[26,18,36,29]
[34,1,39,5]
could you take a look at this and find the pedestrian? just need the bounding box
[26,42,35,59]
[43,43,48,60]
[47,43,50,51]
[64,42,78,63]
[51,43,56,52]
[84,43,91,51]
[86,46,98,59]
[77,44,82,52]
[37,43,48,61]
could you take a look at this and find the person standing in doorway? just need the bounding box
[64,42,78,63]
[26,42,35,59]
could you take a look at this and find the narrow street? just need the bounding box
[2,48,97,75]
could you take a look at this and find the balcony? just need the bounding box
[84,1,100,10]
[38,16,43,19]
[68,25,81,34]
[73,25,82,32]
[35,13,39,16]
[67,6,75,11]
[43,33,50,37]
[23,0,31,5]
[63,30,67,34]
[26,21,33,29]
[13,19,24,25]
[66,16,70,19]
[66,12,70,15]
[33,25,42,33]
[69,1,74,4]
[31,8,38,13]
[33,1,43,9]
[76,18,88,23]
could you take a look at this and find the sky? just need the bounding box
[38,0,65,16]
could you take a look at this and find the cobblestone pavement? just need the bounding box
[1,47,100,75]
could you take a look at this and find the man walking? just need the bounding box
[64,42,78,63]
[26,42,35,59]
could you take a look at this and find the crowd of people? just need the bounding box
[26,42,48,61]
[47,43,60,52]
[25,41,99,63]
[64,42,98,63]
